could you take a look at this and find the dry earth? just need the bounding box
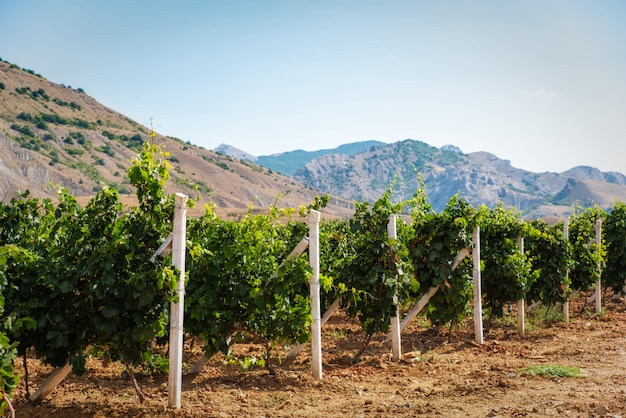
[7,294,626,418]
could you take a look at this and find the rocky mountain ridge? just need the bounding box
[219,140,626,218]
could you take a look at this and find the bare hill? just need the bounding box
[0,59,353,218]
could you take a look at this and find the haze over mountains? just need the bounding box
[2,57,626,220]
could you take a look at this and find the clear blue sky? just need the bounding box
[2,0,626,173]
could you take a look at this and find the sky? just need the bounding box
[1,0,626,174]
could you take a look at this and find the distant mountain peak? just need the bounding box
[214,144,257,162]
[441,144,463,154]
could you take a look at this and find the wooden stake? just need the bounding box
[595,218,603,314]
[30,363,72,404]
[388,214,402,361]
[384,246,471,343]
[473,226,484,345]
[517,237,525,336]
[563,218,570,322]
[309,210,322,380]
[283,297,341,366]
[168,193,187,409]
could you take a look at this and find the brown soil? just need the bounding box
[8,295,626,418]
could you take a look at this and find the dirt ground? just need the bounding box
[7,294,626,418]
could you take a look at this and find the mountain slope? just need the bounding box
[0,59,353,218]
[288,139,626,218]
[216,137,626,218]
[253,140,386,177]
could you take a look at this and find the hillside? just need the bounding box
[0,59,354,218]
[293,142,626,217]
[221,140,626,218]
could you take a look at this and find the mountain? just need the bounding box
[0,59,354,219]
[220,139,626,218]
[253,141,386,177]
[214,144,256,162]
[5,58,624,220]
[292,141,626,217]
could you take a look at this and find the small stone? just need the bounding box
[403,351,421,359]
[595,405,609,415]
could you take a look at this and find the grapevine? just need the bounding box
[184,205,312,365]
[479,204,535,318]
[320,186,413,344]
[525,219,572,306]
[602,201,626,294]
[407,193,476,328]
[0,143,179,399]
[568,205,606,293]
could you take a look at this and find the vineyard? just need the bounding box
[1,144,626,417]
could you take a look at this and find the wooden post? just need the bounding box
[268,237,309,282]
[168,193,187,409]
[309,210,322,379]
[30,363,72,404]
[595,218,603,314]
[283,297,341,365]
[563,218,570,322]
[473,226,484,345]
[517,237,525,336]
[387,214,401,361]
[384,245,471,343]
[384,286,439,343]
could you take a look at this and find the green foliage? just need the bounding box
[96,143,115,157]
[407,192,476,326]
[519,364,584,378]
[603,201,626,294]
[0,143,179,377]
[2,132,626,391]
[36,112,94,129]
[525,220,572,306]
[69,131,87,146]
[15,86,49,101]
[0,253,19,410]
[568,205,606,292]
[479,204,535,317]
[185,205,311,360]
[52,98,82,110]
[127,143,173,222]
[224,351,266,371]
[65,147,84,156]
[322,186,413,337]
[17,112,33,122]
[10,123,36,137]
